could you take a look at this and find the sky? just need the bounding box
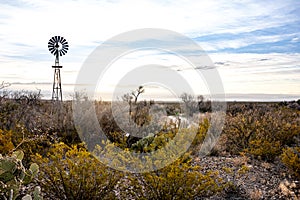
[0,0,299,101]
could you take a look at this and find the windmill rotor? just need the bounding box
[48,36,69,58]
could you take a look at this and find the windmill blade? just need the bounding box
[49,38,54,44]
[52,37,57,43]
[55,36,59,42]
[61,38,66,44]
[50,48,56,53]
[50,47,56,52]
[60,50,66,56]
[50,37,56,43]
[48,40,55,45]
[48,42,55,47]
[48,47,55,52]
[58,36,61,42]
[59,37,64,43]
[48,43,54,48]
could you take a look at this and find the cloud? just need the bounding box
[194,24,300,53]
[0,0,32,8]
[1,0,299,56]
[210,53,300,94]
[0,0,300,99]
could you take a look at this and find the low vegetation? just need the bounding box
[0,86,299,199]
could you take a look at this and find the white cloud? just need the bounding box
[1,0,298,46]
[0,0,299,99]
[211,53,300,94]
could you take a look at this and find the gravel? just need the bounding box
[193,155,300,199]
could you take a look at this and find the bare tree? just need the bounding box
[180,93,209,115]
[0,81,10,90]
[122,93,133,117]
[132,86,145,104]
[122,86,145,118]
[180,93,198,116]
[0,81,11,103]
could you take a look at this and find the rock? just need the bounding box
[284,179,291,187]
[279,182,290,196]
[290,182,297,189]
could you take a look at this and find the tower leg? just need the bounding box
[52,67,63,101]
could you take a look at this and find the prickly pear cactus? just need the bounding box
[33,186,43,200]
[21,186,43,200]
[0,150,40,200]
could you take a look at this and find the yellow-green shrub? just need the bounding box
[0,127,51,167]
[122,155,225,199]
[131,117,210,154]
[247,140,281,161]
[0,129,14,155]
[281,147,300,178]
[224,106,300,161]
[33,142,122,199]
[189,118,210,154]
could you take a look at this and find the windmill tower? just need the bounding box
[48,36,69,101]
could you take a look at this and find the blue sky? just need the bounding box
[0,0,299,100]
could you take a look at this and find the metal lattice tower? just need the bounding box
[48,36,69,101]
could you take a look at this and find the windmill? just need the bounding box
[48,36,69,101]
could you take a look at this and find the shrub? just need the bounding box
[0,129,14,155]
[224,105,300,161]
[0,91,43,132]
[247,139,281,161]
[180,93,211,116]
[131,117,210,155]
[281,147,300,178]
[0,126,53,167]
[33,142,122,199]
[190,117,210,154]
[0,91,78,145]
[122,155,225,199]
